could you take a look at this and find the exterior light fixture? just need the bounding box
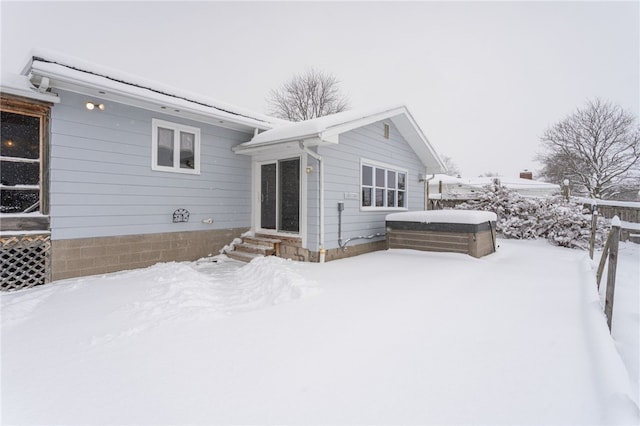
[86,101,105,111]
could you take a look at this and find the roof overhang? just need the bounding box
[23,51,278,133]
[0,73,60,104]
[234,105,446,173]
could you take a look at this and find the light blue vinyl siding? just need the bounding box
[49,90,252,240]
[311,120,426,251]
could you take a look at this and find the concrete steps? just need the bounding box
[226,236,281,263]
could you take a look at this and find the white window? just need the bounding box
[152,119,200,174]
[361,160,407,210]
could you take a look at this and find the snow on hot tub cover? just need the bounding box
[386,210,497,225]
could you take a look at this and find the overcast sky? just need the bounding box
[1,1,638,178]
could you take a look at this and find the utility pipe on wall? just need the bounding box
[338,201,385,250]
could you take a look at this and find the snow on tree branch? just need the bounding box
[536,98,640,200]
[455,184,611,249]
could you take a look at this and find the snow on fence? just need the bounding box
[0,233,51,291]
[579,201,640,224]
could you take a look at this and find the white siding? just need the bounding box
[50,90,252,240]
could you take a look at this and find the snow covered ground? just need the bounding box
[1,239,638,425]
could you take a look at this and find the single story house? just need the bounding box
[1,49,445,290]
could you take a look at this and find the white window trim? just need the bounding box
[252,155,307,247]
[151,118,201,175]
[360,158,408,211]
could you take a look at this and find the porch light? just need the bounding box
[86,101,105,111]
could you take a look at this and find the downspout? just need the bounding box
[425,173,435,210]
[301,143,325,263]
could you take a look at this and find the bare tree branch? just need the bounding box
[440,155,460,177]
[266,68,350,121]
[536,98,640,200]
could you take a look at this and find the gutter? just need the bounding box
[233,135,320,154]
[28,58,274,130]
[233,134,334,155]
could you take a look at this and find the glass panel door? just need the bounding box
[278,158,300,232]
[260,163,277,230]
[259,158,300,233]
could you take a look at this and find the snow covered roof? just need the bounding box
[428,174,560,199]
[0,72,60,103]
[22,48,283,132]
[234,105,445,172]
[431,174,560,190]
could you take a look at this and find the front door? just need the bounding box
[260,158,300,233]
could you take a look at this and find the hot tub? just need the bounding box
[385,210,497,258]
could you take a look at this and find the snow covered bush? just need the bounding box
[455,184,609,249]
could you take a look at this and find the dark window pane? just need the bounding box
[1,160,39,186]
[261,163,277,229]
[1,112,40,159]
[398,191,405,208]
[398,173,406,190]
[362,187,372,207]
[362,165,373,186]
[179,131,195,169]
[157,127,174,167]
[375,168,385,188]
[375,188,384,207]
[279,158,300,232]
[1,189,39,213]
[388,190,396,207]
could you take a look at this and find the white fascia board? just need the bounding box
[29,61,274,132]
[24,50,284,126]
[1,73,60,103]
[234,136,327,155]
[234,104,442,169]
[318,133,339,144]
[236,141,306,160]
[319,104,445,173]
[320,106,407,140]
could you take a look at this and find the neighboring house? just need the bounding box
[0,50,444,290]
[428,174,560,205]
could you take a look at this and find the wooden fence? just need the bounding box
[589,204,640,224]
[595,218,621,331]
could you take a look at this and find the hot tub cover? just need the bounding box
[386,210,497,224]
